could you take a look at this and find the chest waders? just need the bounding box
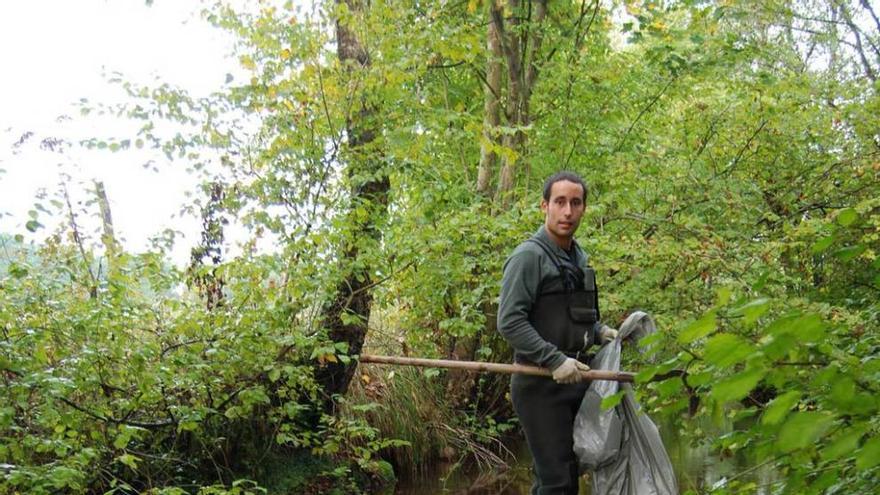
[511,237,603,494]
[520,238,600,362]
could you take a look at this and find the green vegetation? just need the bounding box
[2,0,879,493]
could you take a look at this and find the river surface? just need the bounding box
[393,417,778,494]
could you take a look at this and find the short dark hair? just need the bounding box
[542,171,587,202]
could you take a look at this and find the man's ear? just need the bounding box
[540,199,548,214]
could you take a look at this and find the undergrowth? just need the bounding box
[342,362,518,480]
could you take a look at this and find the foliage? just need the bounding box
[0,230,391,492]
[3,0,880,492]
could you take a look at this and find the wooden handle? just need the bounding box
[358,354,635,383]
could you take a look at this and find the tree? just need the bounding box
[316,0,391,404]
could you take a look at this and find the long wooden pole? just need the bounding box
[359,354,635,383]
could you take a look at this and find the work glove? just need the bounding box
[551,357,591,384]
[598,324,619,344]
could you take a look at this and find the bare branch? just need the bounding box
[58,396,176,429]
[860,0,880,37]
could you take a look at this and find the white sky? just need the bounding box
[0,0,242,265]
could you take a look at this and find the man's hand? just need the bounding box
[599,325,619,344]
[551,358,591,384]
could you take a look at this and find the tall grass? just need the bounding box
[343,364,515,479]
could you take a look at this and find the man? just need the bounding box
[498,171,617,494]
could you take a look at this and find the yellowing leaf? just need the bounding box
[240,55,256,70]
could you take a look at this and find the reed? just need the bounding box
[343,363,513,478]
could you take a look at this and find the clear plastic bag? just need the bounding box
[573,312,679,495]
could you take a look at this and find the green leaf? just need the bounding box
[856,436,880,470]
[8,263,28,279]
[715,286,732,306]
[837,208,858,226]
[811,235,835,253]
[829,377,856,406]
[116,453,140,470]
[268,368,281,382]
[25,219,42,232]
[178,421,199,432]
[834,245,865,262]
[655,377,682,397]
[766,313,800,335]
[776,412,833,453]
[678,311,716,344]
[635,366,658,383]
[635,357,680,383]
[703,333,754,368]
[600,391,626,410]
[113,432,131,449]
[730,298,771,325]
[821,426,866,461]
[767,313,824,344]
[638,331,663,349]
[791,314,823,342]
[687,371,713,387]
[760,390,800,425]
[711,367,765,403]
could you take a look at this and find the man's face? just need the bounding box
[541,180,585,246]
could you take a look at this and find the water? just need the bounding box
[393,417,778,494]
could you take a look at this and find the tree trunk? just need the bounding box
[477,8,503,197]
[491,0,547,199]
[839,1,877,82]
[93,180,119,259]
[451,0,551,415]
[316,0,390,408]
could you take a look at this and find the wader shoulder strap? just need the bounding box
[524,237,565,296]
[524,237,565,275]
